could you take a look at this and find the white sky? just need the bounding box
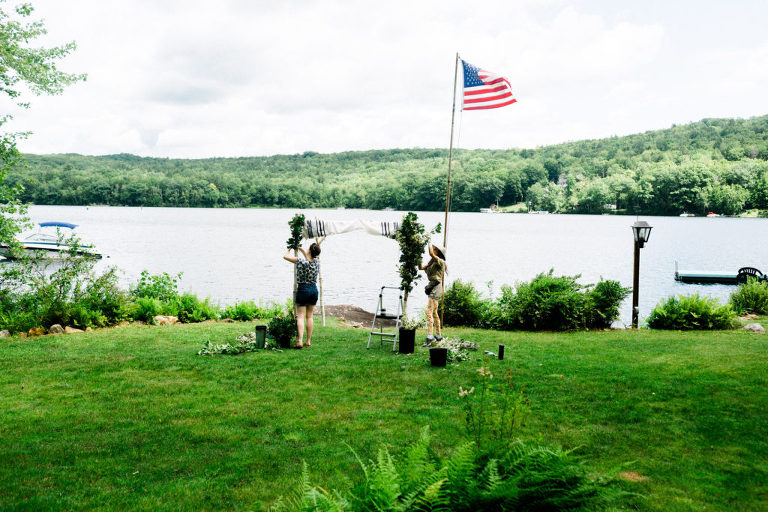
[5,0,768,158]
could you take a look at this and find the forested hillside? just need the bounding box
[12,115,768,215]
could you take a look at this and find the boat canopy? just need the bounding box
[38,222,77,229]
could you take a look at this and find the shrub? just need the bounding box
[130,270,182,303]
[0,236,130,332]
[442,279,489,327]
[587,279,631,328]
[483,284,518,331]
[173,293,219,323]
[730,277,768,315]
[482,272,629,331]
[508,271,587,331]
[268,313,297,348]
[647,294,736,330]
[133,297,165,323]
[221,300,260,321]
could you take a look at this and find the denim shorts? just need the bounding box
[295,283,318,306]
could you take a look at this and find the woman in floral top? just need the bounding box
[283,242,321,348]
[419,244,446,345]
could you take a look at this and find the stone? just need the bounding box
[154,315,179,326]
[222,318,235,323]
[85,327,93,332]
[0,330,10,338]
[116,321,130,327]
[48,324,65,335]
[65,326,85,334]
[28,327,45,336]
[742,323,766,333]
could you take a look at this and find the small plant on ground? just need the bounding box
[428,337,478,363]
[729,277,768,315]
[268,310,298,348]
[647,294,736,330]
[459,359,530,453]
[198,331,280,355]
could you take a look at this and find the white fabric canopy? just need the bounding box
[302,219,400,240]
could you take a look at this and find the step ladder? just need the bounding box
[367,286,404,351]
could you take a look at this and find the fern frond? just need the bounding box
[411,478,450,512]
[443,442,477,508]
[396,426,436,497]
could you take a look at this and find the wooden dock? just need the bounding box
[674,270,739,285]
[674,262,766,285]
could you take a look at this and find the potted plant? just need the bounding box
[395,213,439,350]
[398,312,424,354]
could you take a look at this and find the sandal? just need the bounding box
[292,343,304,349]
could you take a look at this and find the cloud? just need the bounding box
[9,0,768,158]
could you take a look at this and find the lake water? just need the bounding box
[23,205,768,326]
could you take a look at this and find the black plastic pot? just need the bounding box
[254,325,267,349]
[398,328,415,354]
[430,347,448,367]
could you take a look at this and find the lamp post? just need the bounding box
[631,220,653,328]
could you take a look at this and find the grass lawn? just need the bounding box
[1,319,768,511]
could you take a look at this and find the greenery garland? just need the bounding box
[286,213,305,251]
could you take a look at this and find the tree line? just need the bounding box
[10,114,768,215]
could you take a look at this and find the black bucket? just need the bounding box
[430,347,448,367]
[254,325,267,349]
[398,328,415,354]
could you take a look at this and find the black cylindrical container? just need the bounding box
[430,347,448,367]
[255,325,267,349]
[398,328,415,354]
[498,344,505,360]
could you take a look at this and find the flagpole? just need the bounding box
[443,52,459,248]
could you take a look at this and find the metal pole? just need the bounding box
[632,240,640,328]
[443,53,460,248]
[440,53,460,332]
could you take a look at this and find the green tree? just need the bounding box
[1,2,85,244]
[707,184,748,216]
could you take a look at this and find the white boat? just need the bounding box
[0,222,101,259]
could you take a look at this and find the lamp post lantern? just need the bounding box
[631,221,652,328]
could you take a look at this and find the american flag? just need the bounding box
[462,60,517,110]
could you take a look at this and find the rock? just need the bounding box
[28,327,45,336]
[154,315,179,326]
[48,324,65,335]
[0,330,10,338]
[742,323,766,333]
[65,326,84,334]
[116,321,130,327]
[221,318,235,323]
[85,327,93,332]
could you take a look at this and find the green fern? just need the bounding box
[441,442,478,509]
[410,479,450,512]
[396,427,436,497]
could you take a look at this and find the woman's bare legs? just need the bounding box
[305,305,315,346]
[295,305,306,347]
[428,298,442,337]
[426,298,435,336]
